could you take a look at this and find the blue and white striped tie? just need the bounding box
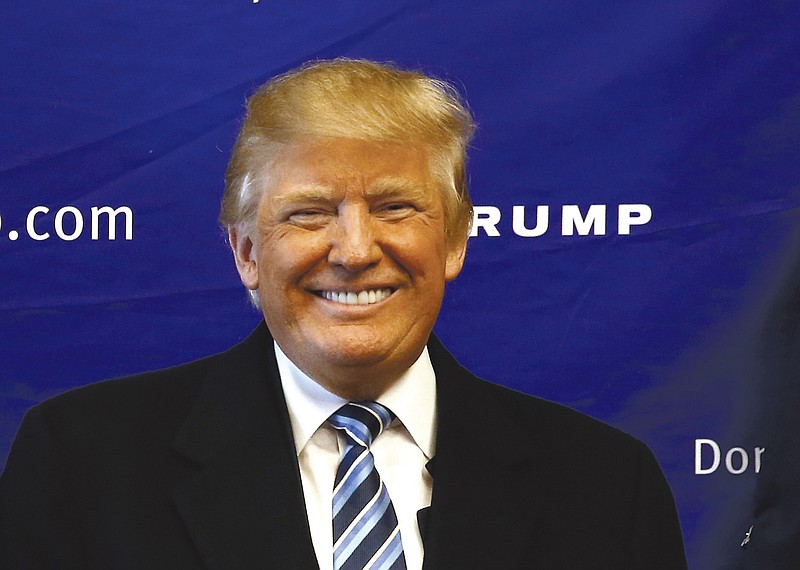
[328,401,407,570]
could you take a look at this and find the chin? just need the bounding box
[319,340,390,367]
[312,332,416,371]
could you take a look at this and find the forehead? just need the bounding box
[265,137,438,196]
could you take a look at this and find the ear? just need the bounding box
[444,235,468,282]
[228,226,260,290]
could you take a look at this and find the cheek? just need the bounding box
[257,232,328,284]
[392,232,450,276]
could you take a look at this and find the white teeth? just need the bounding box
[320,288,393,306]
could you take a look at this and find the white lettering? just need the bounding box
[54,206,84,241]
[468,203,655,238]
[695,438,721,475]
[695,440,765,475]
[754,447,765,474]
[26,206,50,241]
[512,205,549,237]
[91,205,134,240]
[618,204,652,235]
[561,205,606,236]
[725,447,749,475]
[470,206,501,237]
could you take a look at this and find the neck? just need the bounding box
[274,343,422,401]
[304,362,404,401]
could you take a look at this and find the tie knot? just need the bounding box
[328,401,395,448]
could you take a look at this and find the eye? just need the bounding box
[376,202,416,219]
[291,209,322,217]
[287,208,332,227]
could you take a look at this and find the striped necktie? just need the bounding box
[328,401,407,570]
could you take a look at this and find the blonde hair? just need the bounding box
[219,58,476,244]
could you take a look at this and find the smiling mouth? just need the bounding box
[315,288,394,306]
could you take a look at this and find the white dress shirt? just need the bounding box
[275,342,437,570]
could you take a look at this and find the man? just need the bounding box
[0,59,687,569]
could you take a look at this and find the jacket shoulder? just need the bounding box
[32,325,272,432]
[34,350,222,432]
[431,334,644,456]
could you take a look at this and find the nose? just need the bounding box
[327,205,382,271]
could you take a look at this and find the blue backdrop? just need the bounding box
[2,2,799,567]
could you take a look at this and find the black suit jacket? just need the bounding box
[0,323,686,569]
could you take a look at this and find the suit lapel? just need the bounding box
[422,336,552,569]
[166,326,559,569]
[170,324,319,570]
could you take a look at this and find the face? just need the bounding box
[230,138,467,399]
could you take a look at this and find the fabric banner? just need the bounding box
[2,2,799,566]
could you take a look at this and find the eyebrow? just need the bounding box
[270,184,338,210]
[271,178,432,209]
[364,177,431,201]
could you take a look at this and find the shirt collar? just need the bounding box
[275,342,437,460]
